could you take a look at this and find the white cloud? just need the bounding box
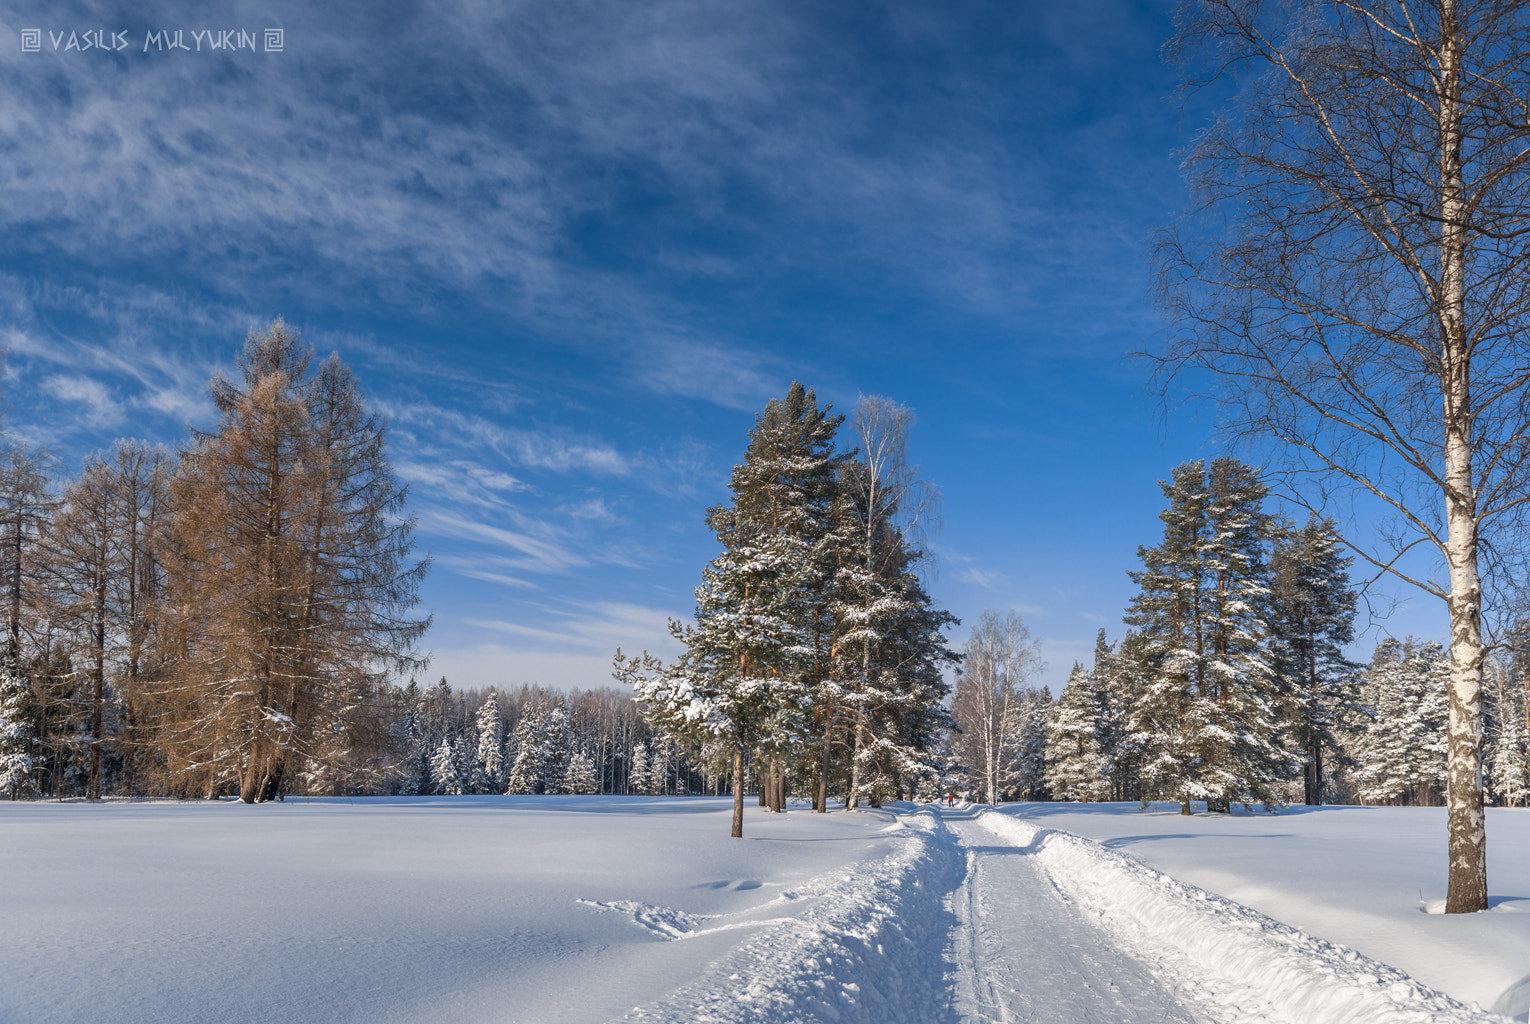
[39,374,122,428]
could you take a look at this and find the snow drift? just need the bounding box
[978,810,1504,1024]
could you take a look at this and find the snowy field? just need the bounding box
[987,802,1530,1020]
[0,796,957,1024]
[5,796,1530,1024]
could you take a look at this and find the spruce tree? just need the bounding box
[629,741,650,795]
[563,747,599,795]
[1351,638,1448,804]
[504,706,546,795]
[428,737,461,796]
[473,691,505,794]
[0,662,37,799]
[1125,459,1299,813]
[1045,664,1109,801]
[1270,516,1359,805]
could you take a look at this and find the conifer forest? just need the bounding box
[5,334,1529,832]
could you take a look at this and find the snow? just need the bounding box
[0,796,955,1024]
[981,802,1530,1021]
[7,794,1530,1024]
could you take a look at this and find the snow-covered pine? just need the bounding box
[505,703,547,795]
[1124,459,1300,813]
[628,741,650,795]
[1350,638,1449,805]
[540,703,572,794]
[1046,663,1110,801]
[0,662,38,799]
[563,746,599,795]
[636,384,838,837]
[1269,515,1359,805]
[473,691,505,794]
[428,737,462,796]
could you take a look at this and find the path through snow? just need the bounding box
[940,806,1203,1024]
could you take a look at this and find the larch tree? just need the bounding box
[1155,0,1530,913]
[157,320,428,803]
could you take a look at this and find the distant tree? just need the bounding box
[1269,516,1359,805]
[1351,638,1449,805]
[473,691,504,794]
[564,746,599,795]
[0,661,37,799]
[428,738,462,796]
[951,610,1042,806]
[505,705,547,795]
[1046,664,1110,802]
[1125,459,1299,813]
[628,742,650,795]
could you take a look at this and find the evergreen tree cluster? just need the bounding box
[626,384,959,835]
[389,680,698,799]
[967,456,1530,813]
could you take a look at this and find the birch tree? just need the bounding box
[951,609,1041,805]
[1156,0,1530,912]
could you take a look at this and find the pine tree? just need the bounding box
[637,384,838,837]
[1351,638,1448,805]
[473,691,505,794]
[563,746,599,795]
[504,705,546,795]
[428,737,461,796]
[1269,516,1359,805]
[1046,664,1110,801]
[628,741,650,795]
[0,662,37,799]
[1124,459,1300,813]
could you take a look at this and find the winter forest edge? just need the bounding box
[0,325,1521,847]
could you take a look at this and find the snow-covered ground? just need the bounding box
[986,802,1530,1021]
[0,796,956,1024]
[6,795,1529,1024]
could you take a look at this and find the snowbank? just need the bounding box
[614,805,962,1024]
[978,810,1504,1024]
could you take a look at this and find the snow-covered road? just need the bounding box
[939,806,1202,1024]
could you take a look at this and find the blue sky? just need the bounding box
[0,0,1441,693]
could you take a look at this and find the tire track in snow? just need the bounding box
[940,807,1203,1024]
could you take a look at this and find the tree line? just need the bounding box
[0,321,429,803]
[951,457,1530,814]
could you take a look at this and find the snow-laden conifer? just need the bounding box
[428,737,462,796]
[1046,664,1110,801]
[1125,459,1300,812]
[0,663,38,799]
[1269,516,1359,805]
[563,747,599,795]
[636,384,840,837]
[628,741,650,795]
[505,705,547,795]
[473,691,504,795]
[1350,639,1448,805]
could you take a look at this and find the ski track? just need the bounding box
[940,807,1204,1024]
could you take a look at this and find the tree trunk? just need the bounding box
[1438,0,1487,914]
[817,711,831,813]
[731,747,744,838]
